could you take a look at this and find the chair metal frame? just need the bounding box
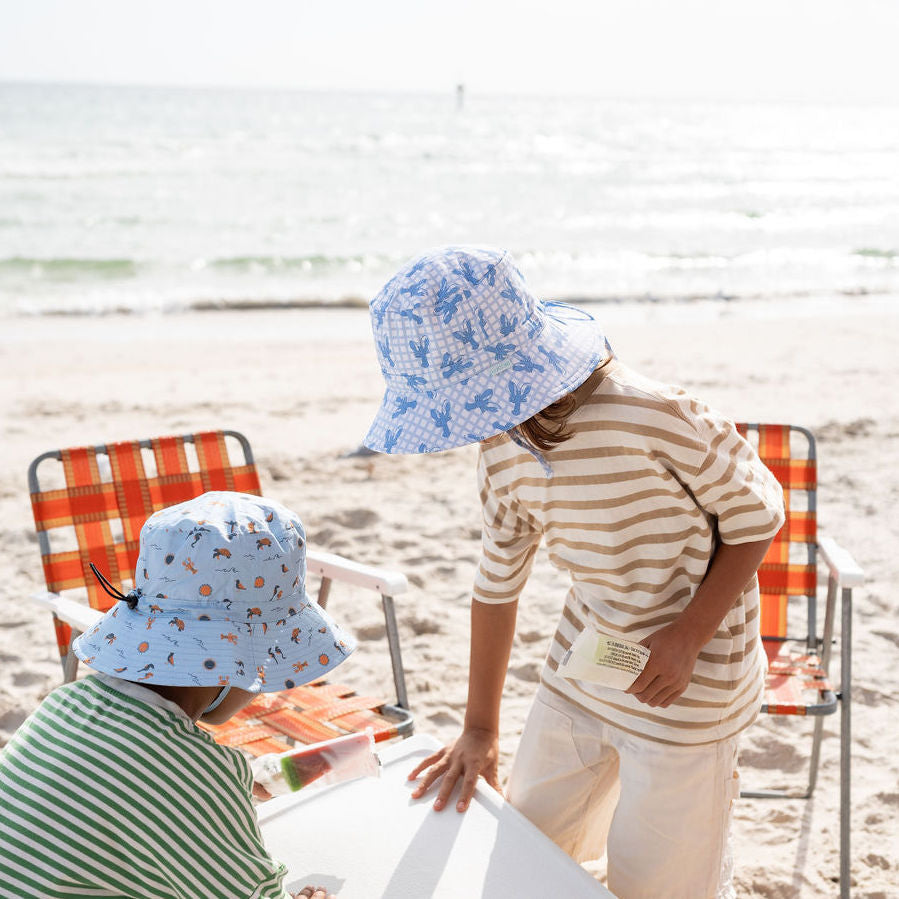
[736,423,862,899]
[28,429,413,745]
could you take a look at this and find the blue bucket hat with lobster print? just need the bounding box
[73,492,356,693]
[363,246,612,455]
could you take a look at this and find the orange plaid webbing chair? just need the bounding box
[28,430,413,755]
[736,423,862,899]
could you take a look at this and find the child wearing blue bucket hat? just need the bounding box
[0,492,351,899]
[364,246,785,899]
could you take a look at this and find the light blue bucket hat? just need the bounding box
[74,491,356,693]
[363,246,612,455]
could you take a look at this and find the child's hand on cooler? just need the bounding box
[293,887,334,899]
[406,727,499,812]
[626,621,703,708]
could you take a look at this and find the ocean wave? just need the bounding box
[0,253,393,282]
[9,285,893,319]
[853,247,897,260]
[12,296,370,317]
[0,257,138,279]
[204,253,394,274]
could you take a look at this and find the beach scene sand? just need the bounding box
[3,296,897,896]
[2,6,899,895]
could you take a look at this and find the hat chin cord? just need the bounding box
[202,685,232,716]
[90,561,233,717]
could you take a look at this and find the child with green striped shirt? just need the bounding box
[0,492,352,899]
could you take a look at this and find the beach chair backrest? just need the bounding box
[28,430,261,659]
[736,423,817,658]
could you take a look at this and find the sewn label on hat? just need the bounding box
[557,629,650,690]
[488,359,513,377]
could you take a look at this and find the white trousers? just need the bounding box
[506,687,741,899]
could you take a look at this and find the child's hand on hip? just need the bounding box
[625,621,702,708]
[406,727,500,812]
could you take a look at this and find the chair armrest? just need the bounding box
[31,590,104,633]
[306,550,408,596]
[817,537,864,588]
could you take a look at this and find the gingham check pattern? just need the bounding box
[30,432,261,656]
[736,423,817,644]
[364,246,609,454]
[28,431,408,753]
[737,423,828,715]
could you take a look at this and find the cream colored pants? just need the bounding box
[506,687,740,899]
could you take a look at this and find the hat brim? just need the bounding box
[73,594,356,693]
[363,303,610,454]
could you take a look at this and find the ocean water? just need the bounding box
[1,82,897,315]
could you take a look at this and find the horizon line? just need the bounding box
[1,77,895,110]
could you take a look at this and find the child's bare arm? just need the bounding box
[627,536,775,708]
[407,598,518,811]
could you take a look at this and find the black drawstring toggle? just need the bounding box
[88,563,142,610]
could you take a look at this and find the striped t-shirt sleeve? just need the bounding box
[0,677,290,899]
[675,398,786,544]
[472,447,541,604]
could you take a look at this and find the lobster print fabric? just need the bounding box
[364,246,612,455]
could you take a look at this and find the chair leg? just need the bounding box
[63,630,82,683]
[821,574,838,672]
[839,586,852,899]
[381,594,409,711]
[805,715,826,798]
[743,583,852,897]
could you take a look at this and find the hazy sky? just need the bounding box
[2,0,898,103]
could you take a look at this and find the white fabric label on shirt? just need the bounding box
[557,629,650,690]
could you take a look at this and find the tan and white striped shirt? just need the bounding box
[473,361,785,745]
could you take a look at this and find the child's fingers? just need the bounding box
[626,663,658,696]
[455,767,481,812]
[642,686,670,707]
[655,684,688,708]
[640,679,688,707]
[626,670,661,701]
[410,757,450,799]
[432,761,463,812]
[408,749,446,781]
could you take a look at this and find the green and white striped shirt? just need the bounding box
[0,674,290,898]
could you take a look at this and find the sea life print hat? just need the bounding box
[73,492,356,693]
[363,246,612,454]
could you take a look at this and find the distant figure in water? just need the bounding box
[456,83,465,111]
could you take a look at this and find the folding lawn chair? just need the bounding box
[27,430,413,756]
[736,423,863,899]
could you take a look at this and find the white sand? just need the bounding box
[1,296,897,896]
